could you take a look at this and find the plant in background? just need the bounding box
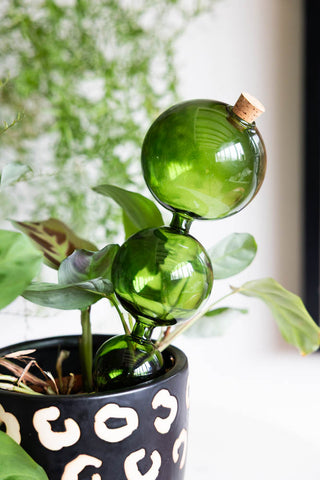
[0,0,213,239]
[0,81,43,312]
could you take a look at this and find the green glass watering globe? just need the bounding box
[142,94,266,220]
[94,93,266,391]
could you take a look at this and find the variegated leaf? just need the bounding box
[22,278,113,310]
[11,218,97,270]
[58,244,120,284]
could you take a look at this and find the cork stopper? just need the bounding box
[232,92,265,123]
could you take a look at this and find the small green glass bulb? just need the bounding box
[93,320,163,391]
[111,224,213,326]
[141,95,266,220]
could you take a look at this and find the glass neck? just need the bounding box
[131,317,155,342]
[170,212,193,234]
[227,105,255,132]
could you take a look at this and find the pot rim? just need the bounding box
[0,334,188,400]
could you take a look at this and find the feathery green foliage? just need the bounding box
[0,0,213,239]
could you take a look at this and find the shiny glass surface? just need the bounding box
[93,327,164,391]
[142,100,266,220]
[112,226,213,326]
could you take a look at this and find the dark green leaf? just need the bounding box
[22,278,113,310]
[0,162,32,188]
[11,218,97,270]
[0,230,43,310]
[93,184,164,238]
[208,233,257,279]
[238,277,320,355]
[58,244,120,284]
[184,307,248,337]
[0,431,48,479]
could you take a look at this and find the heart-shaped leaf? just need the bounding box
[92,184,164,238]
[11,218,97,270]
[238,277,320,355]
[58,244,120,284]
[0,431,48,479]
[0,230,43,310]
[184,307,248,337]
[22,278,113,310]
[208,233,257,279]
[0,161,32,188]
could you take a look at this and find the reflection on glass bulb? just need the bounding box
[215,141,245,163]
[170,262,194,281]
[133,270,157,293]
[167,161,192,181]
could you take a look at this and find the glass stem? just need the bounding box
[80,307,93,392]
[131,318,155,343]
[170,212,193,234]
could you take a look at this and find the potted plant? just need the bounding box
[0,219,190,479]
[1,93,319,480]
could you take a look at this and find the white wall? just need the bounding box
[3,1,320,479]
[175,0,304,354]
[173,1,320,479]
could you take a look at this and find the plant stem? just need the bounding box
[157,287,239,352]
[109,294,131,335]
[0,375,43,395]
[80,307,93,392]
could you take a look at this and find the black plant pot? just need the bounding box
[0,335,189,480]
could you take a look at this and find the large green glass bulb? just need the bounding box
[141,99,266,220]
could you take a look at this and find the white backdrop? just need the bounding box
[3,1,320,479]
[174,1,320,479]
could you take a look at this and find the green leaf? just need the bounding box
[22,279,113,310]
[208,233,257,279]
[184,307,248,337]
[93,184,164,238]
[122,210,140,239]
[58,244,120,284]
[0,230,43,310]
[238,277,320,355]
[11,218,97,270]
[0,431,48,479]
[0,162,32,188]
